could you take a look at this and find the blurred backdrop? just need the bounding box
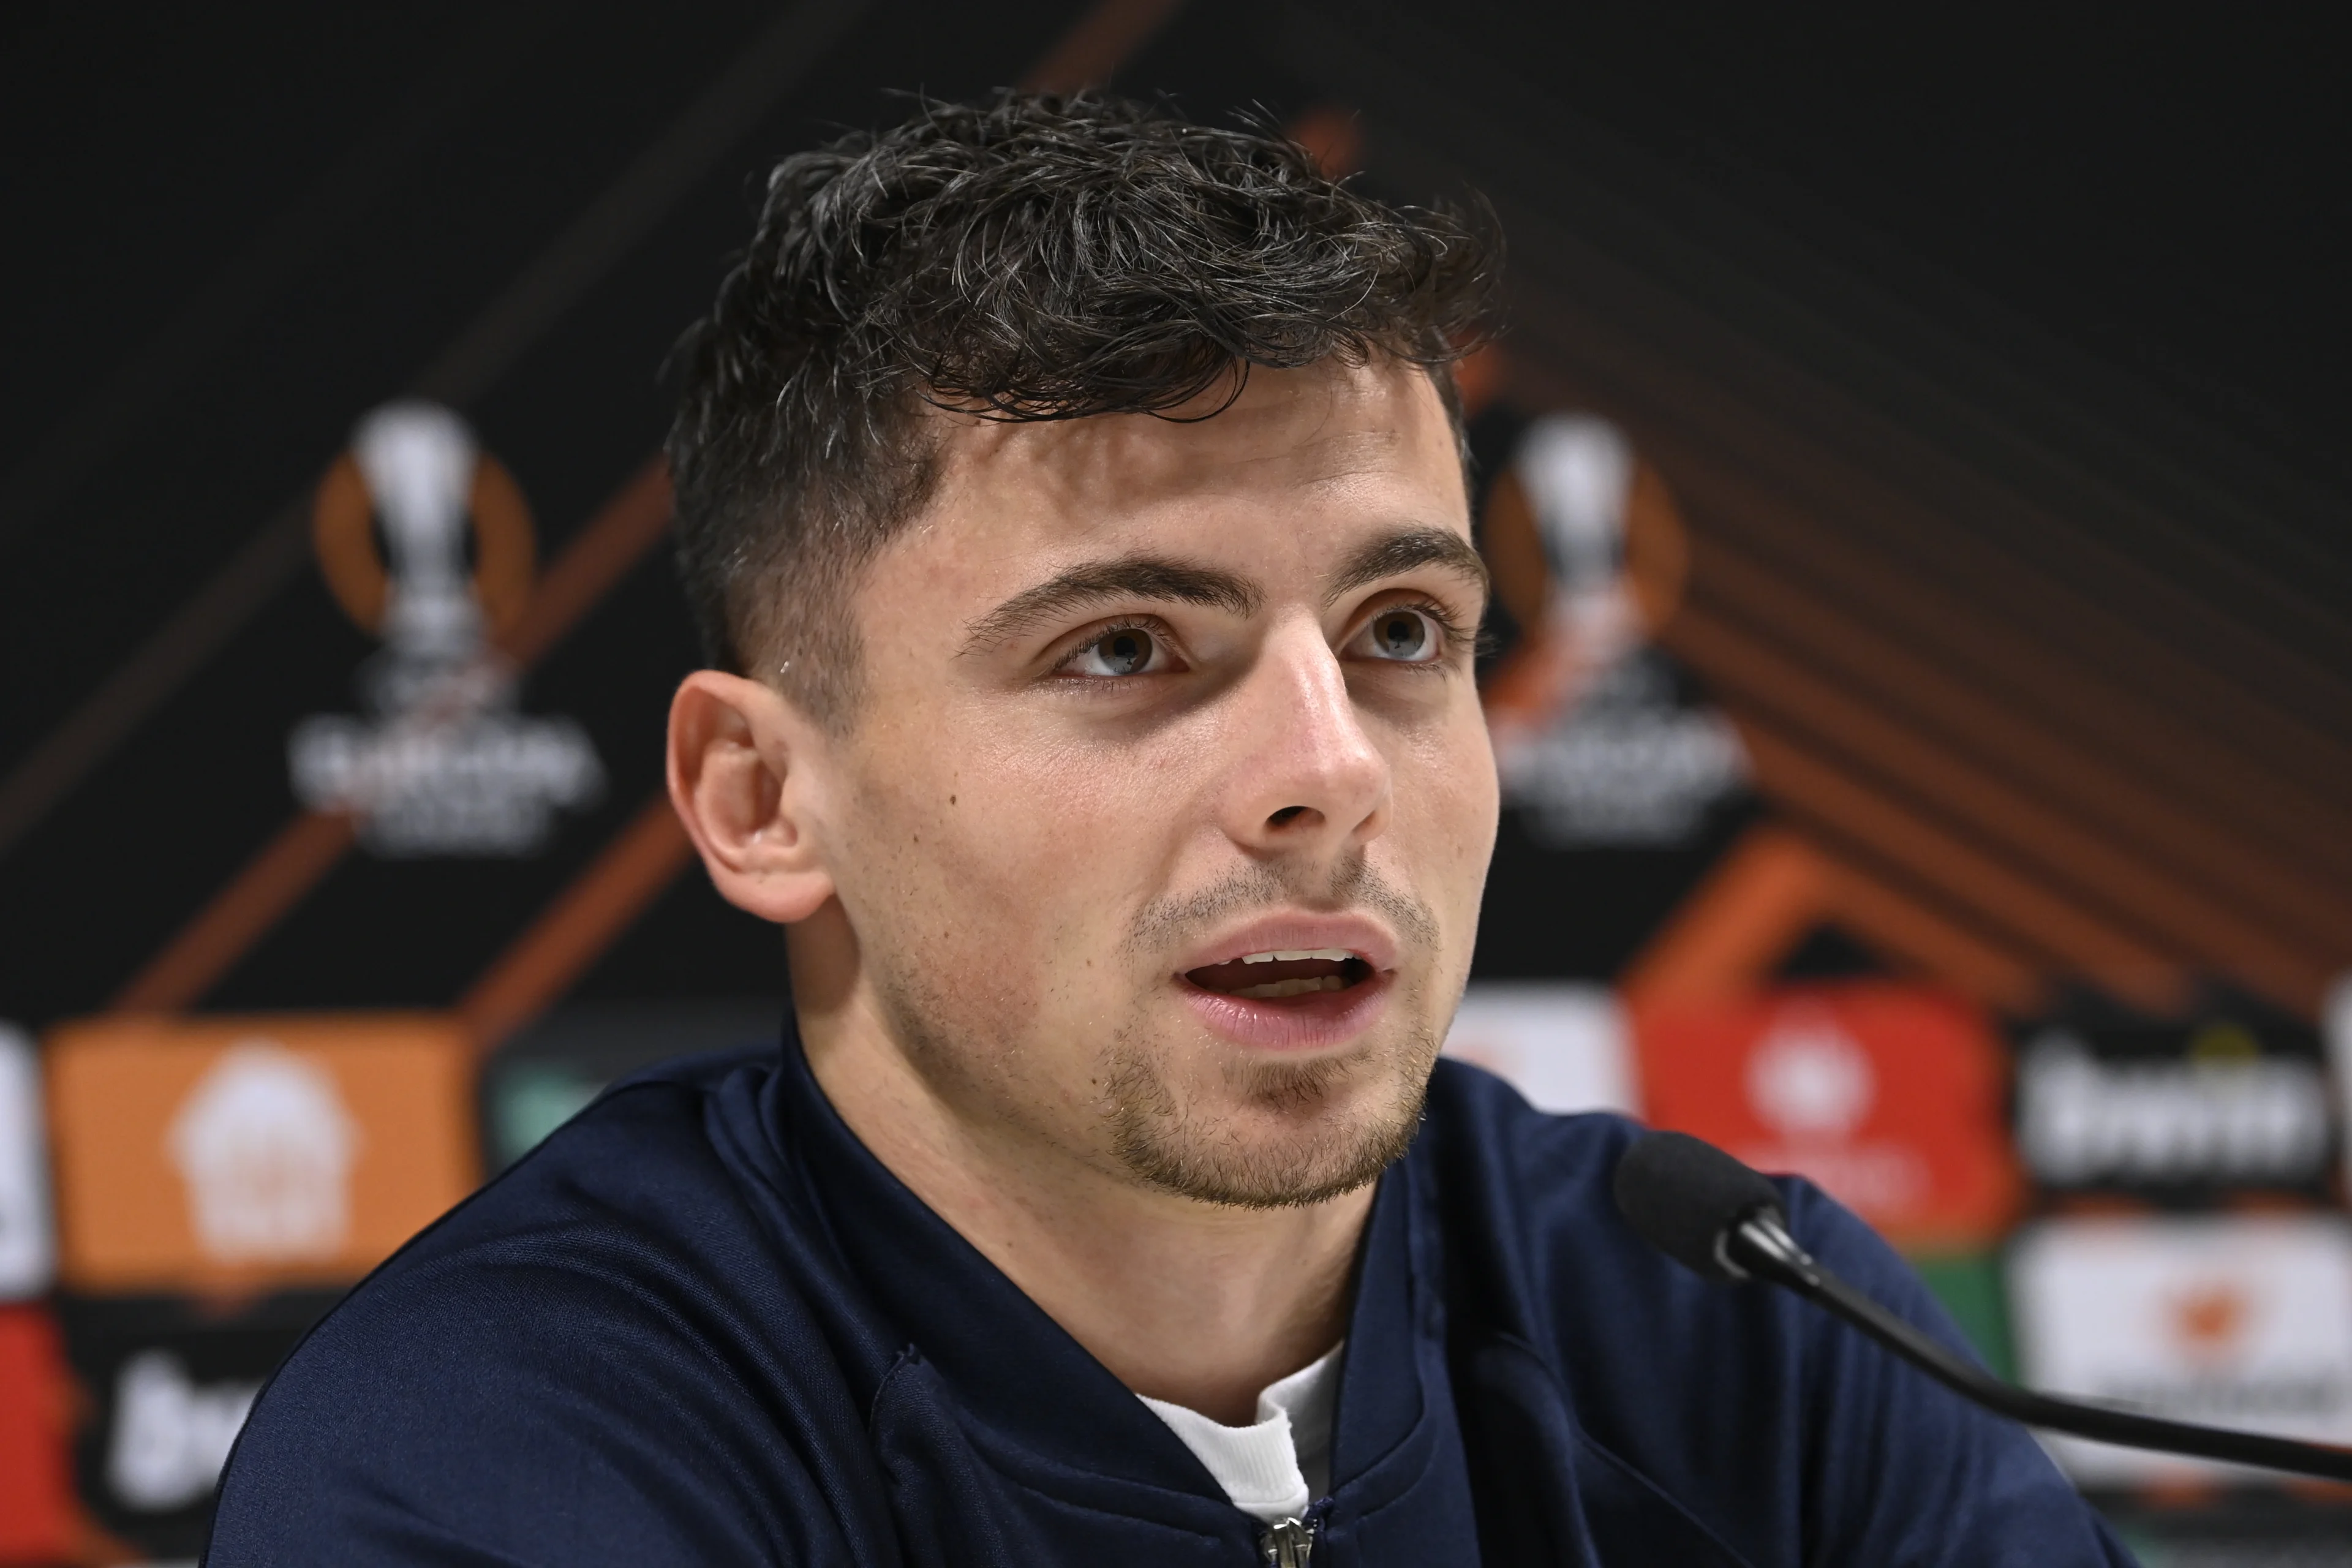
[2,3,2349,1562]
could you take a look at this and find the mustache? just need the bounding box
[1121,851,1441,963]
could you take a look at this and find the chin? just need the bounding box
[1102,1027,1438,1210]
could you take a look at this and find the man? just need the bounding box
[210,95,2134,1565]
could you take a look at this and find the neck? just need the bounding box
[793,933,1368,1426]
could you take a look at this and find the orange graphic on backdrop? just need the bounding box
[2171,1285,2250,1359]
[45,1014,478,1294]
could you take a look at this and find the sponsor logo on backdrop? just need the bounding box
[290,401,601,856]
[59,1292,337,1557]
[2011,1215,2352,1485]
[1739,1001,1929,1215]
[1485,414,1747,848]
[167,1042,360,1265]
[45,1015,477,1292]
[106,1349,262,1512]
[1634,983,2019,1248]
[0,1023,56,1298]
[2016,1016,2334,1195]
[1442,982,1640,1116]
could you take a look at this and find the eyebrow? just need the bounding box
[960,524,1490,654]
[962,556,1262,651]
[1322,526,1491,608]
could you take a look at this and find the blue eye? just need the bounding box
[1357,609,1437,662]
[1069,626,1160,677]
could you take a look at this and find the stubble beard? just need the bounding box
[870,853,1457,1210]
[878,953,1442,1210]
[1098,1001,1442,1209]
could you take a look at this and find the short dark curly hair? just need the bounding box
[666,92,1499,728]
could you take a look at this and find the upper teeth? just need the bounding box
[1239,948,1354,964]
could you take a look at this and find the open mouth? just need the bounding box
[1183,948,1376,1002]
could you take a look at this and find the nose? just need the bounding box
[1221,617,1391,858]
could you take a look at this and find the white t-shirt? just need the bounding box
[1136,1343,1343,1524]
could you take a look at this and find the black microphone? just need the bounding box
[1612,1129,2352,1483]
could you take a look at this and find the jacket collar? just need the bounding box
[763,1016,1430,1502]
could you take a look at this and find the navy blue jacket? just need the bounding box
[209,1030,2135,1565]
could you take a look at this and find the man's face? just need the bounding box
[810,358,1498,1207]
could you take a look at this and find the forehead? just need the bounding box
[906,359,1467,568]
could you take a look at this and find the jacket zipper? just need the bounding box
[1259,1516,1314,1566]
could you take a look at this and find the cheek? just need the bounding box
[1395,710,1501,902]
[952,729,1166,887]
[843,717,1182,999]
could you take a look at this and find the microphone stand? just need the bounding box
[1724,1212,2352,1484]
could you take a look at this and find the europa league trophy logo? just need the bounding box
[1479,413,1746,848]
[288,402,602,856]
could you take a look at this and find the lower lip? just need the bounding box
[1177,970,1396,1052]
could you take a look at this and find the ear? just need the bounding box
[666,670,837,924]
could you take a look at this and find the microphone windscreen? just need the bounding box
[1613,1130,1787,1282]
